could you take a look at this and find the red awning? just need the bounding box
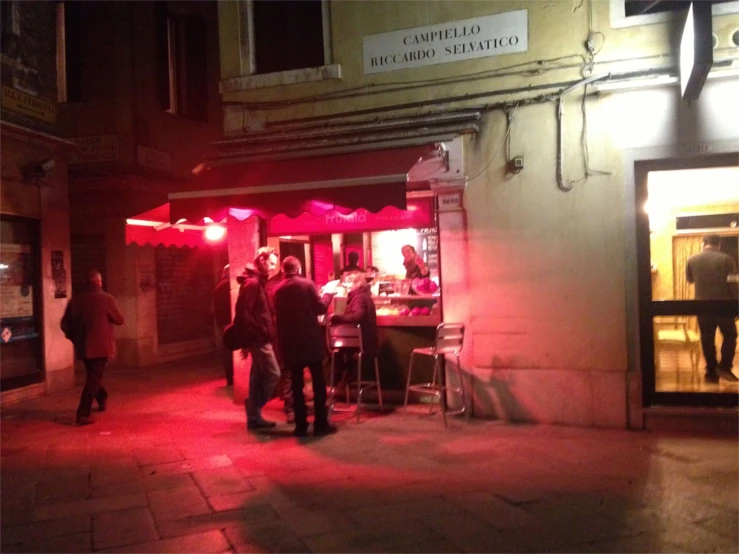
[168,145,435,224]
[126,204,217,248]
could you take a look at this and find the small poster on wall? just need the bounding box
[51,250,67,298]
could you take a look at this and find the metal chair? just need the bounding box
[404,322,468,427]
[327,324,383,423]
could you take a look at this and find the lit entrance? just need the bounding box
[636,157,739,407]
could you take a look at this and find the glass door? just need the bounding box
[0,215,43,390]
[637,160,739,407]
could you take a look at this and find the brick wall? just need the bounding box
[155,245,214,345]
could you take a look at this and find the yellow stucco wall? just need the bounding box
[215,1,739,427]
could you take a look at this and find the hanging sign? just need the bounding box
[1,85,56,123]
[363,10,528,75]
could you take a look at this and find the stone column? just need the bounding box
[227,216,261,405]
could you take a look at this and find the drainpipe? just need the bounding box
[556,73,609,192]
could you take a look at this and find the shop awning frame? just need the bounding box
[167,144,440,224]
[169,173,405,201]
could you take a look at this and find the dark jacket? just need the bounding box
[274,273,333,367]
[61,284,125,360]
[213,277,232,327]
[234,265,274,347]
[330,284,379,357]
[340,263,363,275]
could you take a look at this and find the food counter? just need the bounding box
[330,286,440,395]
[266,197,443,398]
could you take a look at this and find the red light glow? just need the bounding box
[204,225,226,241]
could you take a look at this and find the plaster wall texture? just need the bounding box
[215,1,739,426]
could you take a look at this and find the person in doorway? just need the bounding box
[274,256,337,437]
[686,234,738,383]
[341,251,363,276]
[401,244,429,279]
[61,269,125,425]
[330,272,379,389]
[213,264,234,386]
[235,247,282,430]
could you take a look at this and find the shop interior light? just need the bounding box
[204,224,226,241]
[228,207,257,221]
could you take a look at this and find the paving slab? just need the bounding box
[1,355,737,553]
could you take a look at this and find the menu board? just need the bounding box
[419,228,439,278]
[311,236,334,287]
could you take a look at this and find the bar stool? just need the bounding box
[404,322,468,427]
[327,324,384,423]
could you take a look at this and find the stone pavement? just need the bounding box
[1,356,737,554]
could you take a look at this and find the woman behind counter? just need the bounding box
[401,244,429,279]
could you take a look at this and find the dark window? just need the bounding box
[156,5,208,121]
[64,1,84,102]
[253,0,324,74]
[624,0,733,17]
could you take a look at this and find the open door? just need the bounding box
[636,157,739,407]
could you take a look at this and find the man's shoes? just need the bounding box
[313,424,338,437]
[705,371,719,384]
[719,369,739,382]
[76,415,94,426]
[294,426,309,437]
[247,419,277,431]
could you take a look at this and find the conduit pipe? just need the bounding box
[556,73,610,192]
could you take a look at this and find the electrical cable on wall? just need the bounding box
[467,102,519,183]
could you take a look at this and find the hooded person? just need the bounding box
[213,264,234,386]
[234,247,281,430]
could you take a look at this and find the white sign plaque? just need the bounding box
[364,10,528,75]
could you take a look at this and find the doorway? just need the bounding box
[636,157,739,407]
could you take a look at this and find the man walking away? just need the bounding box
[235,247,281,430]
[61,269,125,425]
[686,234,738,383]
[274,256,338,437]
[213,264,234,386]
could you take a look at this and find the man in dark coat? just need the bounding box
[235,247,282,430]
[330,272,379,385]
[274,256,337,437]
[61,269,125,425]
[213,264,233,386]
[340,251,363,276]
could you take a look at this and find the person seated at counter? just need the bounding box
[340,251,363,276]
[329,272,379,387]
[401,245,429,279]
